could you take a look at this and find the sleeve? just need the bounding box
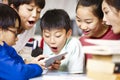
[0,46,43,80]
[67,38,85,73]
[39,37,44,49]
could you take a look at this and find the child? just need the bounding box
[0,3,46,80]
[102,0,120,34]
[2,0,12,5]
[8,0,45,62]
[76,0,120,63]
[40,9,84,73]
[8,0,61,70]
[2,0,8,4]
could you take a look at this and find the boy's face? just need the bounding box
[0,19,19,46]
[43,28,71,54]
[17,2,42,30]
[2,0,8,5]
[76,6,103,38]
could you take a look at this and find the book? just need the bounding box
[85,39,120,46]
[87,59,120,74]
[83,39,120,75]
[87,70,120,80]
[86,59,115,74]
[83,39,120,54]
[86,59,120,80]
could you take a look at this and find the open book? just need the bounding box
[83,39,120,54]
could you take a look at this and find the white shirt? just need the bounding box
[43,37,84,73]
[12,27,35,62]
[13,27,35,52]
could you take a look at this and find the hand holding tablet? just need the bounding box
[43,52,67,67]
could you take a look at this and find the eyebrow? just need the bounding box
[76,15,92,21]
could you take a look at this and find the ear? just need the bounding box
[66,29,72,39]
[0,29,4,41]
[118,10,120,18]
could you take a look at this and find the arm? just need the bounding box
[0,45,43,80]
[66,38,85,73]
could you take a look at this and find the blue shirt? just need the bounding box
[0,42,43,80]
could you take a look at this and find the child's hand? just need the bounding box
[30,55,47,69]
[48,60,61,70]
[48,56,64,70]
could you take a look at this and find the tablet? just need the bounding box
[44,52,67,67]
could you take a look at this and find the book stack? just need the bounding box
[83,39,120,80]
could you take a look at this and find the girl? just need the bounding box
[76,0,120,64]
[102,0,120,34]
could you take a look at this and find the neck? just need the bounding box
[94,25,109,38]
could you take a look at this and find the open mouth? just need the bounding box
[28,21,35,25]
[51,47,58,52]
[51,47,57,50]
[83,30,90,35]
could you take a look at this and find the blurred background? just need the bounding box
[0,0,82,37]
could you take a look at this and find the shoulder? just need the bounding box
[68,37,81,44]
[3,42,15,51]
[66,37,82,49]
[102,26,120,40]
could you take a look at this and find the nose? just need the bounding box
[32,9,37,18]
[79,23,88,30]
[49,37,55,44]
[103,15,106,23]
[102,15,108,25]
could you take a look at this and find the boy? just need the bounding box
[0,3,45,80]
[40,9,84,73]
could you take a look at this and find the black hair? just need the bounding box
[0,3,21,31]
[76,0,103,19]
[7,0,12,6]
[40,9,71,33]
[105,0,120,11]
[9,0,45,10]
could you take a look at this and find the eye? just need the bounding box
[104,11,109,14]
[55,33,62,38]
[86,21,92,24]
[56,35,61,38]
[37,9,41,13]
[76,16,81,22]
[76,19,81,22]
[27,8,33,11]
[44,35,50,38]
[44,33,50,38]
[37,10,40,13]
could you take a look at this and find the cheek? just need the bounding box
[88,23,96,30]
[58,37,66,46]
[19,12,28,20]
[43,37,49,43]
[36,13,40,19]
[90,21,100,29]
[3,37,12,45]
